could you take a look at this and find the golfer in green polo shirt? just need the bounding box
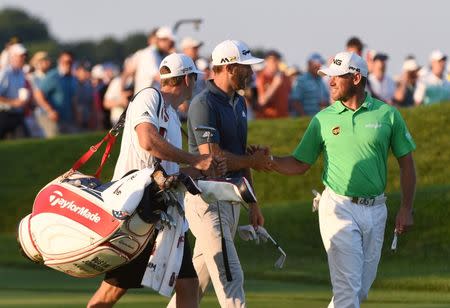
[270,52,416,308]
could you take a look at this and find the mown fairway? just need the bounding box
[2,266,450,307]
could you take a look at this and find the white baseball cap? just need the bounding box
[181,37,203,50]
[159,53,203,79]
[9,43,27,56]
[211,40,264,66]
[156,26,175,41]
[429,49,447,62]
[318,51,368,78]
[402,58,420,72]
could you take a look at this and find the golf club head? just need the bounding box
[391,230,398,252]
[274,253,286,269]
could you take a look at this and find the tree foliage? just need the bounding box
[0,7,147,66]
[0,7,51,46]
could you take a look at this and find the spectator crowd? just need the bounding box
[0,30,448,140]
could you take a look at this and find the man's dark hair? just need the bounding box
[346,36,364,53]
[265,50,282,60]
[59,50,74,59]
[360,76,367,88]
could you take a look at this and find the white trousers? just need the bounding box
[168,193,245,308]
[319,187,387,308]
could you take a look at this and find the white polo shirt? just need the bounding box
[131,46,162,93]
[112,87,181,181]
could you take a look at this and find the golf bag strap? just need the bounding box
[70,130,118,178]
[70,87,163,179]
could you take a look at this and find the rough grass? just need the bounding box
[1,103,448,232]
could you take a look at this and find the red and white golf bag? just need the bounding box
[17,168,160,278]
[16,125,168,278]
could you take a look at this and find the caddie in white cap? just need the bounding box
[87,53,226,308]
[168,40,272,308]
[269,51,416,308]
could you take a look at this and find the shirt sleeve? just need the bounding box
[129,88,161,130]
[0,71,8,96]
[413,79,426,104]
[390,108,416,158]
[188,97,220,146]
[292,116,323,165]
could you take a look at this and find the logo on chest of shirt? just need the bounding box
[161,105,169,122]
[365,122,382,129]
[242,110,246,118]
[332,126,340,135]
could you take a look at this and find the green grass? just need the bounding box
[1,103,449,232]
[1,267,450,307]
[0,103,449,306]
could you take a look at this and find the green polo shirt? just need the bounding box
[293,93,416,197]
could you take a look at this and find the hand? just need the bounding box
[247,144,270,155]
[213,155,227,176]
[250,148,272,171]
[248,203,264,228]
[192,154,214,173]
[272,73,283,88]
[395,206,414,234]
[48,109,59,122]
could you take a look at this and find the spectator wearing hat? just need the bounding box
[29,51,51,89]
[368,53,396,104]
[290,52,329,116]
[0,37,21,70]
[125,26,176,93]
[255,50,291,118]
[414,50,450,105]
[346,36,365,56]
[34,51,78,137]
[178,37,205,121]
[393,56,420,107]
[0,43,31,139]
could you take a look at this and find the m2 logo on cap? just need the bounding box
[220,56,237,63]
[332,126,340,135]
[333,59,342,66]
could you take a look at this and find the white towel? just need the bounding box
[141,205,185,297]
[101,167,155,215]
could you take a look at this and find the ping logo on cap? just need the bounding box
[333,59,342,66]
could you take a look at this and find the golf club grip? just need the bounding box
[222,237,233,281]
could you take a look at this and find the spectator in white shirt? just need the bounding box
[368,53,396,104]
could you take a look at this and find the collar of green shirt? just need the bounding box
[331,92,375,113]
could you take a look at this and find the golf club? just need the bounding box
[253,226,286,269]
[195,125,233,282]
[391,229,398,252]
